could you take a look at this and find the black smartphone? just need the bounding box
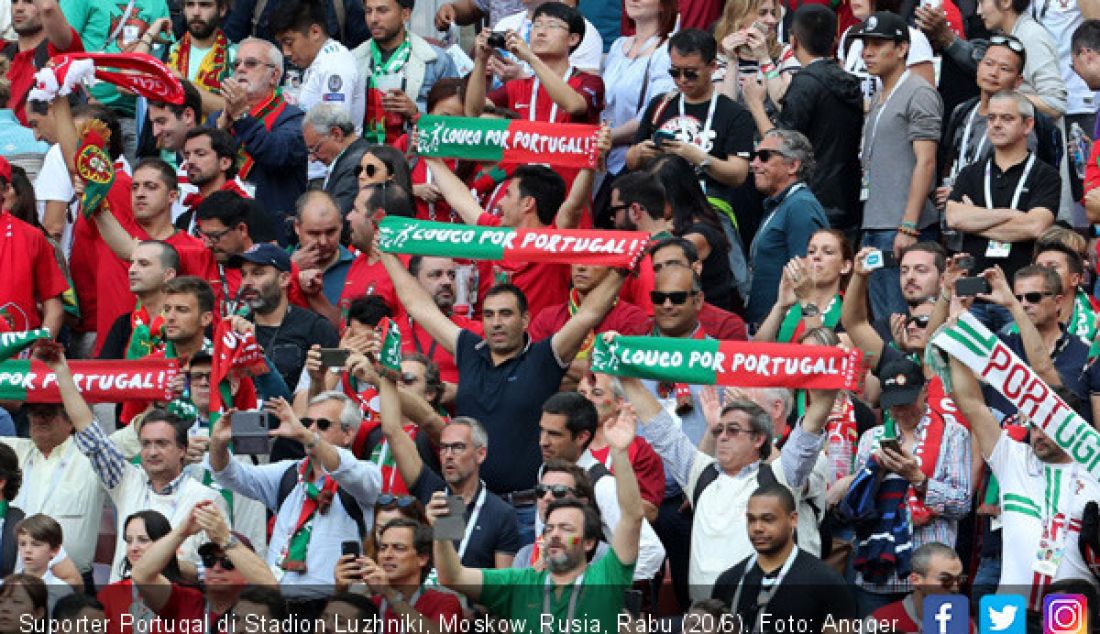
[652,129,676,149]
[317,348,351,369]
[880,251,898,268]
[956,276,991,297]
[880,437,902,454]
[231,411,271,455]
[341,540,361,558]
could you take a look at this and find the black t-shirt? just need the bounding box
[684,221,734,311]
[635,91,754,204]
[454,330,567,494]
[98,313,135,360]
[408,469,521,569]
[949,152,1061,279]
[254,305,340,390]
[711,549,857,630]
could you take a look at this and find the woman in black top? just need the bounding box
[650,155,743,311]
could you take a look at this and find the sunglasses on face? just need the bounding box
[200,553,235,570]
[668,67,701,80]
[536,484,577,499]
[990,34,1025,54]
[377,494,418,508]
[354,163,379,179]
[650,290,697,305]
[710,424,756,438]
[935,573,966,590]
[1015,292,1053,304]
[751,148,789,162]
[301,417,335,431]
[906,315,930,328]
[186,371,211,384]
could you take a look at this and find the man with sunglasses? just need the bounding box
[868,542,969,632]
[946,91,1061,332]
[627,28,752,233]
[216,37,308,245]
[1034,240,1098,345]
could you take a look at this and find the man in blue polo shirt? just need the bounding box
[382,253,627,545]
[292,190,355,307]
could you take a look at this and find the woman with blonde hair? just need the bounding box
[714,0,791,106]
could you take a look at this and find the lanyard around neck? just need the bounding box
[958,105,989,174]
[543,571,586,632]
[862,70,910,162]
[984,152,1036,211]
[456,481,488,559]
[728,546,800,633]
[531,65,575,122]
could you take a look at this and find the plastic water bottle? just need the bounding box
[1071,122,1090,181]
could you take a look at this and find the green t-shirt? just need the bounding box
[59,0,170,116]
[479,547,635,633]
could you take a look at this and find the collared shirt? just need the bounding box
[73,419,228,581]
[1,436,106,572]
[208,448,381,597]
[642,409,826,599]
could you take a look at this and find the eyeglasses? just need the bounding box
[301,417,335,431]
[398,372,420,386]
[200,553,235,570]
[536,484,577,499]
[650,290,697,305]
[186,371,211,384]
[751,148,789,162]
[377,494,418,508]
[990,34,1025,54]
[198,227,233,244]
[906,315,930,328]
[531,20,570,31]
[232,58,276,72]
[306,136,327,158]
[1015,292,1053,304]
[355,163,379,179]
[710,424,757,438]
[668,67,701,80]
[439,442,469,454]
[935,573,967,590]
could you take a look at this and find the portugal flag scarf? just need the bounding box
[168,30,231,94]
[238,91,288,180]
[281,457,338,572]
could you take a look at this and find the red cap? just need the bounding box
[0,156,12,183]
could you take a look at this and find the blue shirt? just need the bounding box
[0,110,48,158]
[988,327,1088,420]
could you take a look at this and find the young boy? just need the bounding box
[16,514,74,610]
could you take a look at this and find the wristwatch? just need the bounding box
[305,431,321,451]
[221,534,241,551]
[695,156,712,175]
[801,303,821,317]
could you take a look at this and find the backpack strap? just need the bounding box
[587,462,611,487]
[691,462,720,508]
[757,461,777,487]
[276,463,366,539]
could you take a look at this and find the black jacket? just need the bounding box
[0,505,25,577]
[776,58,864,230]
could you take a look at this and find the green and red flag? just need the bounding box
[0,330,50,363]
[377,316,403,374]
[415,115,600,169]
[0,358,178,402]
[591,336,864,390]
[377,217,649,269]
[209,319,268,417]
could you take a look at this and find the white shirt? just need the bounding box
[601,36,675,174]
[1032,0,1098,115]
[1,436,106,573]
[493,10,603,74]
[988,431,1100,592]
[839,26,934,107]
[296,38,366,180]
[34,144,76,258]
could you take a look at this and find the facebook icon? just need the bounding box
[923,595,968,634]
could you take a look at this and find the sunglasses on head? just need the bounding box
[377,494,418,508]
[751,148,789,162]
[650,290,697,305]
[200,553,235,570]
[990,34,1025,54]
[300,417,335,431]
[668,67,701,80]
[536,484,577,499]
[1015,291,1053,304]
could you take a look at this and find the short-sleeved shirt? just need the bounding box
[254,305,340,389]
[0,212,69,329]
[528,299,649,343]
[398,311,483,384]
[371,589,463,631]
[408,470,521,568]
[454,329,567,494]
[4,28,83,125]
[860,73,943,230]
[488,70,605,124]
[479,547,635,630]
[586,438,666,509]
[475,214,570,319]
[840,26,935,107]
[635,91,754,204]
[986,327,1088,418]
[340,254,399,316]
[297,39,365,127]
[949,152,1061,278]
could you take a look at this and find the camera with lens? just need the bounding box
[487,32,508,48]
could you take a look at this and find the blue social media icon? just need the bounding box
[924,595,969,634]
[982,595,1026,634]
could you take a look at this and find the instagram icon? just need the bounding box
[1044,594,1088,634]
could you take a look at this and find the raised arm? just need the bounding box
[424,158,486,225]
[551,270,627,363]
[948,352,1001,460]
[92,204,140,262]
[193,500,277,585]
[605,404,643,565]
[131,507,205,611]
[265,397,342,473]
[428,491,484,600]
[464,31,493,117]
[41,0,74,50]
[619,374,702,489]
[977,266,1061,386]
[382,253,461,355]
[366,357,426,488]
[840,248,886,364]
[511,38,588,117]
[555,124,610,230]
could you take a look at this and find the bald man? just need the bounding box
[292,190,356,306]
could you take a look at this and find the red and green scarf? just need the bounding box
[126,303,166,360]
[777,294,842,343]
[169,30,231,93]
[238,91,288,180]
[365,38,411,144]
[569,288,614,360]
[281,458,338,572]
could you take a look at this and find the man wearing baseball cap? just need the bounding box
[841,246,971,614]
[229,243,339,394]
[0,155,68,336]
[853,11,943,325]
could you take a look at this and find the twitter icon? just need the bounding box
[981,595,1026,634]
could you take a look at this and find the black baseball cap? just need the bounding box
[853,11,909,43]
[876,355,926,408]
